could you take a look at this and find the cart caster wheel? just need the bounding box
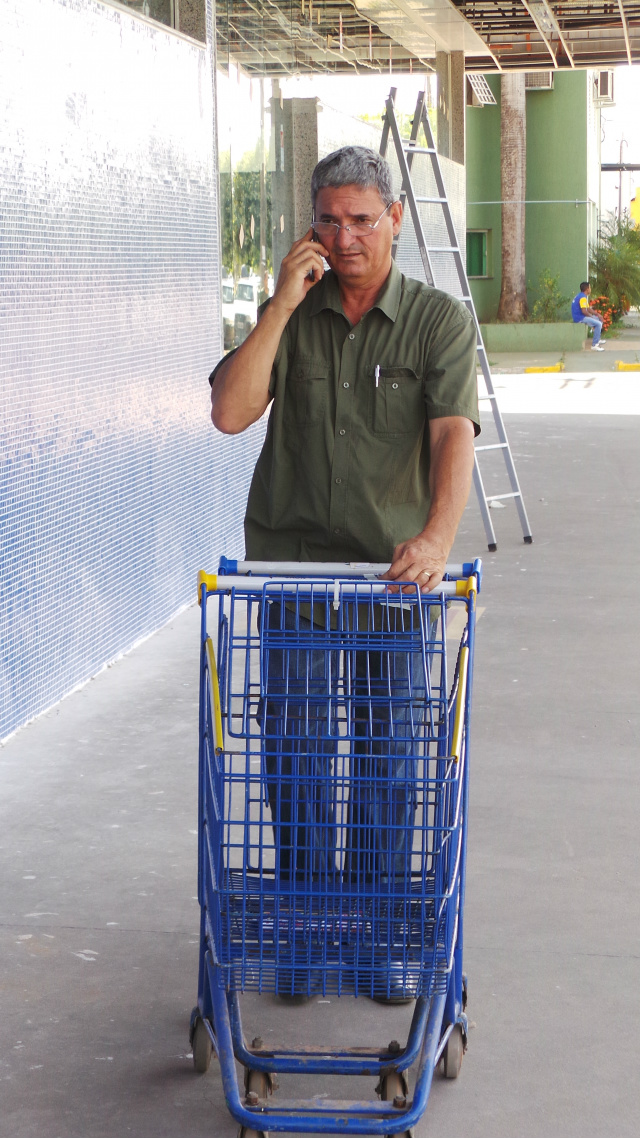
[442,1024,465,1080]
[239,1068,272,1137]
[192,1017,213,1074]
[244,1068,272,1098]
[376,1070,412,1138]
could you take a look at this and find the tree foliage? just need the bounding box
[589,213,640,321]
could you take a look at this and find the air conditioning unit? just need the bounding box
[596,70,615,104]
[525,71,554,90]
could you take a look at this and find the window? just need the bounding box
[236,282,256,303]
[467,231,488,278]
[466,74,497,107]
[110,1,206,43]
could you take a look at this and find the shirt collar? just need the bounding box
[309,259,402,322]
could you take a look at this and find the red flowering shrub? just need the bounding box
[589,295,614,330]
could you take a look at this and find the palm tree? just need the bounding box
[497,72,528,322]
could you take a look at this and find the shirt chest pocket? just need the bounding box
[370,366,424,436]
[290,356,330,425]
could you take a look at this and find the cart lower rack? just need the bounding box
[190,558,480,1136]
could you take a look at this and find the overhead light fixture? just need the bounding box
[521,0,575,67]
[525,1,559,38]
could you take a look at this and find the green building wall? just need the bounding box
[466,71,593,323]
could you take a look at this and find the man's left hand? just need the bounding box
[381,535,448,594]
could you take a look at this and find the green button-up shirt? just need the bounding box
[224,261,480,563]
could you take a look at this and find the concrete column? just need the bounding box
[436,52,451,160]
[436,51,465,166]
[450,51,465,165]
[271,94,320,282]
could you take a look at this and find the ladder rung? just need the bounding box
[384,90,532,549]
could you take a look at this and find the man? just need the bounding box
[209,146,479,1001]
[571,281,606,351]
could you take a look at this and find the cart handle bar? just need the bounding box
[219,557,476,578]
[198,571,476,600]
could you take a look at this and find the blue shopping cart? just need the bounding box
[190,557,481,1137]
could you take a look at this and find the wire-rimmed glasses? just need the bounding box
[312,201,394,240]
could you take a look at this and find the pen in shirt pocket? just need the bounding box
[375,364,380,388]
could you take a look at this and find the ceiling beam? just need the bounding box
[617,0,633,64]
[478,35,504,72]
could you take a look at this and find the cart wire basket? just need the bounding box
[190,557,481,1137]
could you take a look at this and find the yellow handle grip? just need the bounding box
[450,645,469,763]
[205,636,224,753]
[197,571,217,604]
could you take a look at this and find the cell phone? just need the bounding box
[307,227,318,280]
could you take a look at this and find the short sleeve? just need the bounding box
[579,295,589,311]
[424,306,480,437]
[208,347,236,386]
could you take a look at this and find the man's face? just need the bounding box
[585,285,591,296]
[314,184,403,288]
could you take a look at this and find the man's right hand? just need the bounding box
[270,228,328,318]
[211,229,328,436]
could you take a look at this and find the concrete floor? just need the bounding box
[2,384,640,1137]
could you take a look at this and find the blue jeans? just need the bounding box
[580,315,603,345]
[260,601,429,886]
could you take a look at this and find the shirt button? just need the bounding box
[343,381,350,388]
[334,527,341,534]
[348,333,355,340]
[392,382,399,389]
[335,477,342,484]
[339,429,346,436]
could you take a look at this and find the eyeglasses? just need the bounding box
[312,201,394,240]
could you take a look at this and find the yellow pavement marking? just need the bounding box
[524,362,565,373]
[614,361,640,370]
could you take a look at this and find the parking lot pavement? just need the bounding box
[485,371,640,415]
[2,380,640,1137]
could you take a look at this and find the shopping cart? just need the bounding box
[190,557,481,1137]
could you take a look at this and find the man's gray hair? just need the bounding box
[311,146,395,208]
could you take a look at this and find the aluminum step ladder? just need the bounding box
[380,88,532,551]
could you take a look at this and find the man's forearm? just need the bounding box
[421,418,475,554]
[210,301,290,434]
[211,227,328,435]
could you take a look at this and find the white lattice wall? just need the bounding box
[0,0,264,739]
